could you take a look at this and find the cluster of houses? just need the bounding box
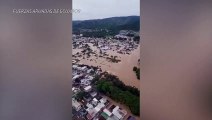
[72,31,139,57]
[72,64,136,120]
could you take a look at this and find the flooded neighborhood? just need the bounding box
[72,32,140,89]
[72,28,140,120]
[72,0,140,120]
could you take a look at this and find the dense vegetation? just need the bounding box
[74,29,114,38]
[133,66,140,80]
[93,72,140,115]
[73,16,140,37]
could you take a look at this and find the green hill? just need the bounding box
[73,16,140,37]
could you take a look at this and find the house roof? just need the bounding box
[112,106,127,119]
[72,99,81,110]
[103,109,112,116]
[93,98,98,102]
[100,98,107,104]
[84,86,92,91]
[73,75,80,79]
[87,108,97,120]
[94,103,105,112]
[107,115,119,120]
[81,66,87,70]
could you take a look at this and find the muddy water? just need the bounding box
[73,43,140,89]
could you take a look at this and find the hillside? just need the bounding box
[73,16,140,37]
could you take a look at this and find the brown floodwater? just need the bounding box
[73,43,140,89]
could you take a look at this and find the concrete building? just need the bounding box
[81,66,88,71]
[103,108,112,117]
[86,108,98,120]
[72,98,81,111]
[94,102,105,113]
[84,85,92,92]
[73,75,80,80]
[112,106,127,120]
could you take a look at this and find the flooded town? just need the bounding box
[72,30,140,89]
[72,1,140,119]
[72,29,140,120]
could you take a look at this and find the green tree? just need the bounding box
[75,91,86,100]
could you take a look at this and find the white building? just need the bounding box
[94,102,105,113]
[72,65,78,69]
[73,75,80,80]
[87,69,94,74]
[112,106,127,120]
[72,87,80,94]
[72,98,81,111]
[90,91,97,97]
[100,46,110,50]
[84,85,92,92]
[86,103,94,109]
[100,97,107,104]
[103,108,112,117]
[92,98,98,106]
[86,108,97,120]
[81,66,88,71]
